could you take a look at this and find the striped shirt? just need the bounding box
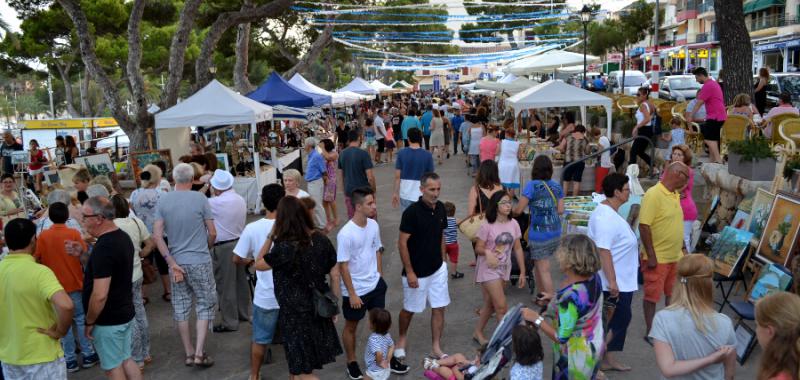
[444,217,458,245]
[364,333,394,372]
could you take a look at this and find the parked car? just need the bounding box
[658,75,702,101]
[643,71,671,87]
[607,70,648,95]
[757,73,800,109]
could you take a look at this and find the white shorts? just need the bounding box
[402,263,450,313]
[365,368,391,380]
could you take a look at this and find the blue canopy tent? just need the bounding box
[247,72,331,107]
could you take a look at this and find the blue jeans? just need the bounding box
[62,291,96,362]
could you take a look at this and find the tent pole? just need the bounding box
[251,121,261,191]
[606,106,612,140]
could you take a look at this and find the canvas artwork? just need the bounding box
[216,153,230,172]
[129,150,172,185]
[75,153,114,177]
[756,192,800,266]
[708,226,753,277]
[745,189,776,241]
[43,169,60,187]
[730,210,749,231]
[701,195,721,233]
[748,263,793,303]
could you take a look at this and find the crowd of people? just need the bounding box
[1,67,800,380]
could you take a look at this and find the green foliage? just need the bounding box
[727,137,777,162]
[587,0,653,59]
[15,94,46,119]
[783,154,800,179]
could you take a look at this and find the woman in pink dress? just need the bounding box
[479,126,500,162]
[320,139,339,230]
[472,191,527,345]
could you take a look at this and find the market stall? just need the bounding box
[249,72,331,107]
[289,73,359,107]
[504,50,600,76]
[338,77,380,97]
[154,80,274,212]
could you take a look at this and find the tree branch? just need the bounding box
[53,59,79,117]
[56,0,132,130]
[265,28,299,65]
[283,23,333,79]
[195,0,295,88]
[160,0,202,108]
[126,0,148,128]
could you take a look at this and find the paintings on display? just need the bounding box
[755,192,800,266]
[708,226,753,277]
[748,263,793,303]
[75,153,114,177]
[129,150,173,185]
[744,189,776,243]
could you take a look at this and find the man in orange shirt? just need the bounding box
[35,203,99,373]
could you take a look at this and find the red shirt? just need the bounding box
[29,150,45,171]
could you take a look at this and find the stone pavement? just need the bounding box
[70,152,760,379]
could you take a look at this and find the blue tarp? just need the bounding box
[247,72,331,107]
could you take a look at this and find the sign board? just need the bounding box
[433,75,441,93]
[446,74,460,81]
[92,118,118,128]
[754,38,800,52]
[20,119,91,130]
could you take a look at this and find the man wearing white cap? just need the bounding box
[208,169,249,332]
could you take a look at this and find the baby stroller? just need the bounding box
[509,209,536,294]
[423,304,524,380]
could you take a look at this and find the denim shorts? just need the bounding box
[252,305,279,345]
[92,321,133,371]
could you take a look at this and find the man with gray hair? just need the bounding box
[153,163,218,367]
[35,189,82,235]
[207,169,249,333]
[86,184,110,199]
[304,136,328,230]
[80,196,140,379]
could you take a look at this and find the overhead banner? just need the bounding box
[20,118,119,130]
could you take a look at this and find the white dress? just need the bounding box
[497,139,521,188]
[429,117,445,146]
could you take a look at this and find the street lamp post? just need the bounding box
[581,5,592,89]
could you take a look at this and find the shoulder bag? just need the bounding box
[298,238,339,319]
[458,186,485,242]
[134,218,158,285]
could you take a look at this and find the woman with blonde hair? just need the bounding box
[730,93,758,121]
[649,254,736,380]
[520,234,604,379]
[282,169,310,199]
[755,291,800,380]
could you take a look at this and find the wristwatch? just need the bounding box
[534,315,545,328]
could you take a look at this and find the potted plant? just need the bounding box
[784,154,800,192]
[727,137,777,181]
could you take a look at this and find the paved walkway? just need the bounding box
[70,152,760,379]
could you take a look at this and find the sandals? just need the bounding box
[194,352,214,368]
[184,354,195,367]
[450,271,464,279]
[162,293,171,302]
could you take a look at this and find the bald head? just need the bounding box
[663,161,690,191]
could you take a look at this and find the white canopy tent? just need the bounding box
[96,129,129,150]
[369,79,399,94]
[506,80,612,138]
[497,73,518,84]
[288,73,358,107]
[335,90,374,102]
[339,77,379,96]
[504,50,600,76]
[155,79,273,186]
[389,80,413,89]
[475,77,539,95]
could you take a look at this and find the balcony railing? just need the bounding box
[698,1,714,13]
[694,31,718,43]
[749,15,799,32]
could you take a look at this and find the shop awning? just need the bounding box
[744,0,784,14]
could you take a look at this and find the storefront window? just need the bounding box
[763,51,784,73]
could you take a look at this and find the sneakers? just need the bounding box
[346,361,363,380]
[390,356,410,374]
[81,353,100,368]
[66,360,80,373]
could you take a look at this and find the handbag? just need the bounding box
[458,186,485,242]
[297,239,339,319]
[133,217,158,285]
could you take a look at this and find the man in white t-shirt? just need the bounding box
[374,109,388,164]
[232,184,284,380]
[587,173,638,372]
[331,187,390,379]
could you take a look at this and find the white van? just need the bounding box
[607,70,648,95]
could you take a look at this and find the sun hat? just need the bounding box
[210,169,234,190]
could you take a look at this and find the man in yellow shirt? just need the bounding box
[0,218,74,379]
[639,162,689,344]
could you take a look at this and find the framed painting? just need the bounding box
[745,189,776,242]
[43,169,60,187]
[755,192,800,266]
[730,210,749,231]
[734,321,756,364]
[74,153,114,178]
[215,153,230,172]
[708,226,753,277]
[129,150,172,185]
[748,263,793,303]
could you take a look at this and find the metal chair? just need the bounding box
[658,101,676,125]
[766,113,800,145]
[778,118,800,154]
[616,96,638,114]
[721,115,750,146]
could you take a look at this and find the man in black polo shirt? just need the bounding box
[392,172,449,370]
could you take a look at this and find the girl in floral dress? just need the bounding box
[522,234,604,380]
[320,139,339,230]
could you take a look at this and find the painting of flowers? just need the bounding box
[756,192,800,266]
[745,189,776,242]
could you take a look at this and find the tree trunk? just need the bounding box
[80,68,90,116]
[715,0,752,104]
[54,61,79,117]
[57,0,135,143]
[160,0,203,109]
[234,0,255,94]
[621,47,628,92]
[195,0,295,88]
[324,48,336,88]
[283,23,334,79]
[126,0,150,151]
